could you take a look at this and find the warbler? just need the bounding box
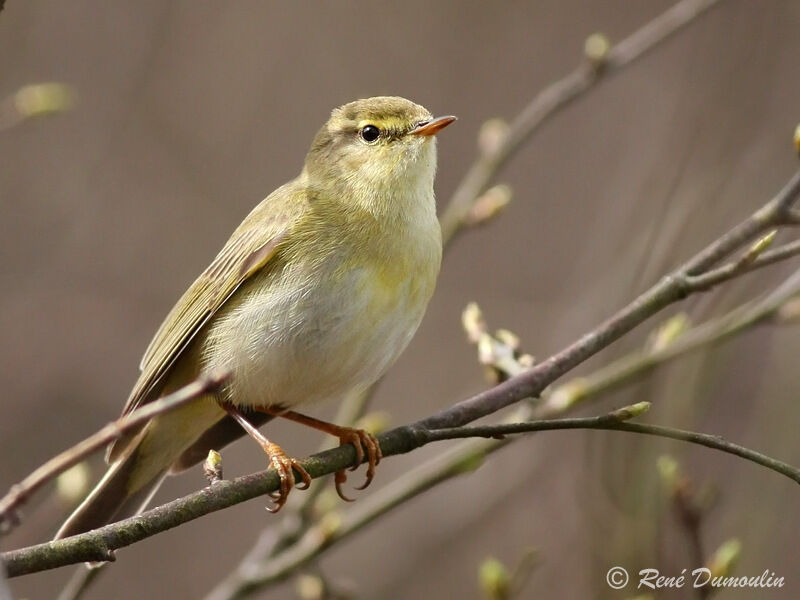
[56,96,455,539]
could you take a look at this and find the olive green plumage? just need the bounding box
[57,96,453,539]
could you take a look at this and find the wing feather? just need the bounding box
[122,181,305,418]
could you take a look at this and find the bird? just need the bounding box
[56,96,455,539]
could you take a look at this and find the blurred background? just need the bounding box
[2,0,800,598]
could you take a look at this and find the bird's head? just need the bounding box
[304,96,456,208]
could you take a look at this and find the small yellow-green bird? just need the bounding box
[56,96,454,539]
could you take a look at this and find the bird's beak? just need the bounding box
[409,115,457,137]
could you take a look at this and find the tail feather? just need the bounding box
[55,449,166,540]
[55,398,226,540]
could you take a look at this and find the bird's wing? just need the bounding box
[122,181,306,419]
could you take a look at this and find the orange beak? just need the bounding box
[409,115,457,137]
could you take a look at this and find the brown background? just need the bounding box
[2,1,800,598]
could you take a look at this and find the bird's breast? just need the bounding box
[201,221,440,409]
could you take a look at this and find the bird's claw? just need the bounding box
[333,428,382,501]
[264,442,311,513]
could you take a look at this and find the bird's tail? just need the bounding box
[54,435,167,540]
[55,398,227,540]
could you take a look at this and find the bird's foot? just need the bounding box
[263,442,311,513]
[333,427,382,501]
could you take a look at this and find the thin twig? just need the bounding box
[439,0,726,244]
[4,355,798,581]
[205,267,800,597]
[5,167,800,578]
[4,165,800,576]
[684,238,800,291]
[205,2,732,592]
[420,419,800,484]
[201,406,798,590]
[70,1,730,596]
[659,462,709,600]
[207,438,515,595]
[420,170,800,431]
[0,369,229,532]
[538,268,800,414]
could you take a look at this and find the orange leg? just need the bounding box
[260,407,383,502]
[222,404,311,513]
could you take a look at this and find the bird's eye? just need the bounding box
[360,125,380,143]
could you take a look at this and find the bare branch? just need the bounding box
[5,163,800,581]
[419,417,800,485]
[0,370,229,532]
[420,170,800,431]
[204,267,800,598]
[540,268,800,413]
[205,2,737,592]
[439,0,726,244]
[683,238,800,292]
[202,405,799,591]
[8,0,800,587]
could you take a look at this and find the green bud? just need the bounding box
[14,83,76,118]
[479,557,511,600]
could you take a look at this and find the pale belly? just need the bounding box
[199,260,435,409]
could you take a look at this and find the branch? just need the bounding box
[204,405,799,592]
[682,237,800,291]
[4,168,800,580]
[10,396,794,582]
[40,0,734,594]
[420,416,800,484]
[540,267,800,413]
[439,0,726,244]
[206,0,734,592]
[201,267,800,598]
[5,255,800,581]
[209,266,800,596]
[420,170,800,431]
[0,370,229,532]
[5,163,800,581]
[8,0,800,584]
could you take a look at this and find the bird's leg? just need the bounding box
[258,407,382,502]
[221,403,311,512]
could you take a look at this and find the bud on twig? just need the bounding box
[607,401,651,422]
[295,574,325,600]
[479,557,511,600]
[203,450,223,485]
[657,455,680,491]
[647,313,690,352]
[478,118,509,156]
[776,296,800,323]
[14,83,76,119]
[735,230,777,269]
[317,512,342,541]
[463,184,513,228]
[584,33,611,70]
[355,411,391,435]
[706,538,742,579]
[56,462,91,505]
[462,302,488,344]
[794,124,800,157]
[494,329,520,352]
